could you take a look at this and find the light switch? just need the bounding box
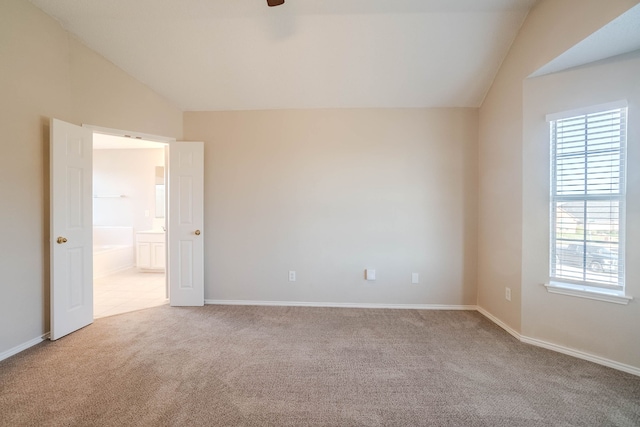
[412,273,419,284]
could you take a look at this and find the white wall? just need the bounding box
[0,0,182,357]
[185,108,478,306]
[93,148,165,233]
[522,51,640,369]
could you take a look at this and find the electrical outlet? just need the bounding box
[288,271,296,282]
[505,287,511,301]
[411,273,419,284]
[365,269,376,281]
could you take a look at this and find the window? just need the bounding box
[548,103,627,295]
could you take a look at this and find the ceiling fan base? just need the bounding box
[267,0,285,7]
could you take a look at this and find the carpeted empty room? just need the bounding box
[1,305,639,426]
[3,2,640,426]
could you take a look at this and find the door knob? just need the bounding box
[56,237,68,244]
[194,230,201,236]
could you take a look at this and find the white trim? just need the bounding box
[204,299,477,311]
[544,283,633,305]
[520,335,640,377]
[82,124,176,143]
[0,333,50,362]
[476,306,522,340]
[545,99,627,122]
[477,306,640,377]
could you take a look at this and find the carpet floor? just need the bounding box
[1,305,639,426]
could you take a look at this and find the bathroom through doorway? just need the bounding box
[91,132,168,318]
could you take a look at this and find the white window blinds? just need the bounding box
[549,106,627,292]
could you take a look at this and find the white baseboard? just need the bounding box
[0,333,49,363]
[476,306,640,377]
[476,306,522,340]
[520,335,640,377]
[205,299,477,311]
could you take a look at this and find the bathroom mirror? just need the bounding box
[155,166,165,218]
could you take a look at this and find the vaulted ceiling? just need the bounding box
[30,0,538,111]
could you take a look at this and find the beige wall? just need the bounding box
[0,0,182,356]
[185,109,478,305]
[69,38,182,137]
[477,0,640,332]
[522,51,640,369]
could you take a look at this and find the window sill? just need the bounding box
[544,282,633,305]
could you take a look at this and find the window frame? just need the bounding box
[546,101,628,298]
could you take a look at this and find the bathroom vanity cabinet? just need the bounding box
[136,230,165,272]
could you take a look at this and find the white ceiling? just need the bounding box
[30,0,537,111]
[531,4,640,77]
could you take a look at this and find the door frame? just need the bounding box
[84,124,176,144]
[83,124,175,304]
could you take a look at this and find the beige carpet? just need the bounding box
[1,305,639,426]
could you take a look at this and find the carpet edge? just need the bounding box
[477,305,640,377]
[204,299,478,310]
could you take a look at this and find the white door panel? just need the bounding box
[169,141,204,306]
[50,119,93,340]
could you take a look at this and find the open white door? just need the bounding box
[50,119,93,340]
[168,141,204,306]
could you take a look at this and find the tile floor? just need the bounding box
[93,268,168,318]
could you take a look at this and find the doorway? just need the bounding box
[91,132,168,318]
[50,118,204,340]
